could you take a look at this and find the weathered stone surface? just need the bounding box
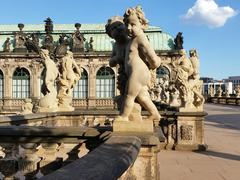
[40,136,141,180]
[113,120,154,133]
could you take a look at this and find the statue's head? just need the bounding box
[123,5,149,33]
[105,16,127,41]
[40,49,49,60]
[179,49,186,56]
[189,49,197,58]
[66,50,73,58]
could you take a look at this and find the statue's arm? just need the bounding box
[72,60,82,75]
[139,36,161,69]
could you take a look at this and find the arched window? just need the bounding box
[156,66,170,83]
[12,68,30,98]
[0,70,3,99]
[96,67,115,98]
[73,68,88,99]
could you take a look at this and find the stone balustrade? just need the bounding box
[0,109,206,179]
[209,97,240,106]
[0,98,116,114]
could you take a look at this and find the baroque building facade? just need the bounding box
[0,20,183,114]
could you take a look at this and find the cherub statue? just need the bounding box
[116,6,161,121]
[105,16,129,110]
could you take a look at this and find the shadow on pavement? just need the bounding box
[195,150,240,162]
[205,114,240,130]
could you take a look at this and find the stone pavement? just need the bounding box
[159,103,240,180]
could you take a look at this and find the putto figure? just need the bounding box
[116,6,161,121]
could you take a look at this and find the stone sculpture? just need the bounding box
[57,50,82,111]
[225,89,230,97]
[174,32,183,50]
[105,16,129,109]
[189,49,199,77]
[21,98,33,114]
[88,37,94,51]
[37,49,59,112]
[3,37,11,52]
[42,34,54,53]
[208,84,214,97]
[115,6,161,121]
[216,86,222,97]
[106,16,152,122]
[174,49,204,111]
[235,85,240,98]
[42,18,54,53]
[72,23,85,52]
[161,75,170,104]
[14,23,27,52]
[169,84,180,107]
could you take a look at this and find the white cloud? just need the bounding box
[181,0,238,28]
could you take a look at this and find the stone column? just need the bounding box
[3,64,13,110]
[88,64,97,108]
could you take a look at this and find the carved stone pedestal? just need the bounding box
[113,121,162,180]
[113,120,154,133]
[36,107,58,113]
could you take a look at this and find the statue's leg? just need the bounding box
[137,86,161,121]
[119,80,142,121]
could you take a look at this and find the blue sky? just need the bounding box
[0,0,239,80]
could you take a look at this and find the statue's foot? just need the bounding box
[115,116,129,122]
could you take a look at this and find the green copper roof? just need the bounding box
[0,24,174,52]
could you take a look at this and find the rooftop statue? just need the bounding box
[3,37,11,52]
[115,6,161,121]
[14,23,27,52]
[174,32,183,50]
[72,23,85,52]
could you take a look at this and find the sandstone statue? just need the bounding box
[72,23,85,52]
[105,16,129,109]
[115,6,161,121]
[216,86,222,97]
[169,84,180,107]
[208,84,214,97]
[57,50,82,111]
[3,37,11,52]
[37,49,59,112]
[174,49,204,111]
[174,32,183,50]
[235,85,240,98]
[21,98,33,114]
[14,23,27,52]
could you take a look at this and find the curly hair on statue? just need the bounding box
[123,5,149,30]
